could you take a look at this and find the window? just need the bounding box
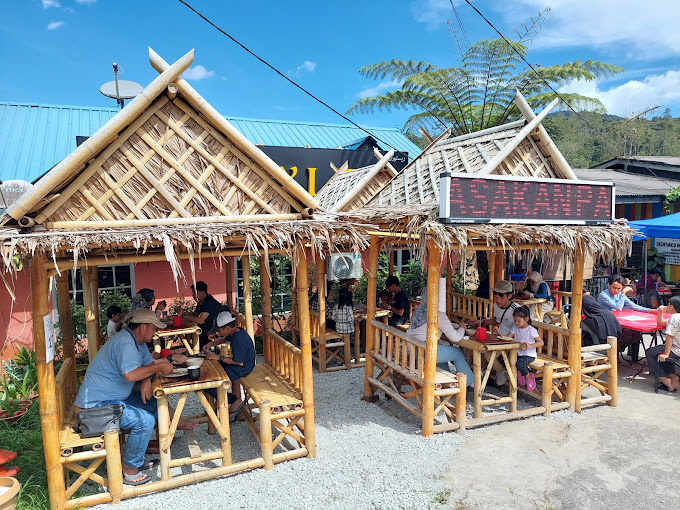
[67,264,134,305]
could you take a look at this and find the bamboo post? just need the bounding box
[363,235,380,399]
[315,250,327,372]
[82,266,100,363]
[56,272,76,401]
[488,251,497,297]
[388,249,394,276]
[290,283,298,346]
[606,335,618,406]
[509,348,518,412]
[241,256,255,341]
[295,246,316,458]
[225,257,234,310]
[455,372,466,434]
[446,255,453,316]
[422,239,441,437]
[90,267,101,352]
[103,431,123,504]
[31,256,66,510]
[259,400,274,469]
[157,396,171,480]
[494,251,504,283]
[473,351,482,418]
[541,361,554,416]
[216,387,232,465]
[259,255,273,364]
[567,245,585,412]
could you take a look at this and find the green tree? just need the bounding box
[347,10,624,137]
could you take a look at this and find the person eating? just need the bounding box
[379,275,409,327]
[517,271,555,319]
[182,281,222,349]
[74,308,196,486]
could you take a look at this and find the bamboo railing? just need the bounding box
[54,357,75,427]
[450,292,491,322]
[264,329,303,394]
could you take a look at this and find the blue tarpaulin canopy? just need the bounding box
[630,212,680,241]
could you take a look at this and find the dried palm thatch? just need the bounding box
[341,204,636,264]
[0,213,371,288]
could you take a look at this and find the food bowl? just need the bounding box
[185,357,204,369]
[465,328,477,337]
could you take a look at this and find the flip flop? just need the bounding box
[123,472,151,486]
[139,459,160,471]
[229,401,245,422]
[657,382,678,392]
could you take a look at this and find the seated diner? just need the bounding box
[517,271,555,318]
[379,275,409,327]
[647,296,680,392]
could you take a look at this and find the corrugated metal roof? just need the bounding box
[0,101,421,183]
[574,168,680,198]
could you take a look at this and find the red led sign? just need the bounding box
[439,174,614,225]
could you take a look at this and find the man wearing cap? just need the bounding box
[202,311,256,421]
[466,280,519,385]
[75,308,195,486]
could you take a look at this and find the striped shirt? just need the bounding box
[329,304,355,334]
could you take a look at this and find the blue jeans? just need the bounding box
[516,355,535,377]
[436,344,474,387]
[98,392,157,469]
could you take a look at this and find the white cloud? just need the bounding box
[504,0,680,59]
[182,65,215,81]
[559,70,680,117]
[41,0,60,8]
[357,79,403,99]
[289,60,317,77]
[75,0,98,4]
[47,21,65,30]
[410,0,453,30]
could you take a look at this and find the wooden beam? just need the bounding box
[241,255,254,340]
[259,255,272,363]
[82,267,100,362]
[422,239,440,437]
[567,244,585,411]
[363,235,380,398]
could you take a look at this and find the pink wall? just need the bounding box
[0,270,42,363]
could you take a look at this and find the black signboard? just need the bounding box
[439,173,614,225]
[258,145,408,196]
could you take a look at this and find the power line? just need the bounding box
[175,0,397,151]
[463,0,679,193]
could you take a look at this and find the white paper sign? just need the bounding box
[656,238,680,265]
[44,314,55,363]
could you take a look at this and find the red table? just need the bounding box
[612,310,669,370]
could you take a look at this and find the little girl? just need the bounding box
[507,306,543,391]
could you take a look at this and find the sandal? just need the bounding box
[229,400,245,422]
[139,459,160,471]
[123,472,151,486]
[656,382,677,392]
[526,373,537,392]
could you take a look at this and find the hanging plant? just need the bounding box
[663,187,680,214]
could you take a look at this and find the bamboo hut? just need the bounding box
[320,93,635,435]
[0,48,368,509]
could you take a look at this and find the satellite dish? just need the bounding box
[100,80,143,100]
[0,180,33,213]
[100,63,143,109]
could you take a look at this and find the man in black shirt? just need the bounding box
[182,281,222,348]
[381,275,409,327]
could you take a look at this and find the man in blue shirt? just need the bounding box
[598,275,655,360]
[203,311,256,421]
[75,308,186,485]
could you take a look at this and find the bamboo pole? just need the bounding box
[541,361,554,416]
[260,255,273,363]
[103,431,123,504]
[157,396,171,480]
[148,48,317,211]
[31,256,66,510]
[82,266,100,363]
[295,245,316,458]
[46,213,303,230]
[56,272,76,402]
[494,251,504,283]
[315,250,327,373]
[216,387,232,466]
[332,149,395,212]
[567,245,585,411]
[388,249,394,277]
[606,335,618,406]
[445,254,453,316]
[90,267,101,353]
[241,255,255,341]
[363,235,380,399]
[225,257,235,310]
[488,251,496,297]
[259,400,274,470]
[455,372,466,434]
[422,239,441,437]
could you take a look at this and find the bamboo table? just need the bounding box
[458,334,520,419]
[153,360,232,480]
[352,305,389,366]
[153,325,201,355]
[514,298,548,321]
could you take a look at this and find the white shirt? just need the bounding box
[107,319,118,339]
[663,313,680,357]
[493,302,520,335]
[407,312,465,344]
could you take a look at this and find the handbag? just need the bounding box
[77,404,124,437]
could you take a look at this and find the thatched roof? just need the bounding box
[368,93,576,208]
[2,48,316,230]
[315,148,398,212]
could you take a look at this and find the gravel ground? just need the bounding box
[91,352,680,510]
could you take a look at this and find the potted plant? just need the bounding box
[0,384,27,423]
[9,371,37,407]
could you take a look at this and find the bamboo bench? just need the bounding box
[307,310,350,372]
[367,320,466,434]
[240,329,308,469]
[55,357,124,504]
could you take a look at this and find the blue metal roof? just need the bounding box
[0,101,421,183]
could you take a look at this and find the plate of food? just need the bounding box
[165,368,188,378]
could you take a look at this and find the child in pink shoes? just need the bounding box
[507,307,543,391]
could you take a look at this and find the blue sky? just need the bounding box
[1,0,678,131]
